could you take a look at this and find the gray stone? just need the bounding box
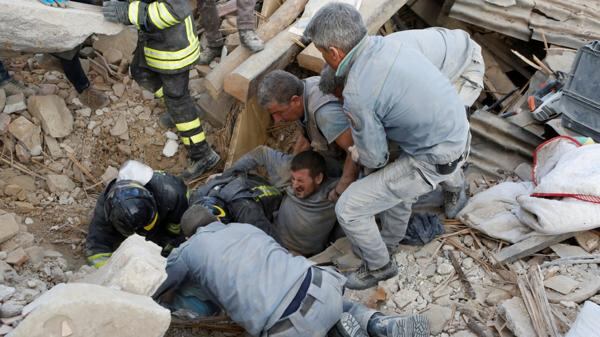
[462,235,474,247]
[0,301,23,318]
[0,285,15,302]
[45,175,76,193]
[547,274,600,303]
[11,283,170,337]
[544,275,580,295]
[100,166,118,186]
[110,114,128,137]
[1,232,35,253]
[24,246,45,268]
[437,263,454,275]
[3,93,26,114]
[0,0,123,53]
[423,304,453,335]
[498,297,536,337]
[0,213,19,244]
[8,176,35,192]
[76,107,92,117]
[0,112,10,135]
[27,95,73,138]
[79,235,167,296]
[162,139,178,157]
[8,117,42,156]
[112,83,125,98]
[103,48,123,65]
[5,247,28,266]
[141,90,154,100]
[514,162,532,181]
[451,331,477,337]
[391,289,419,309]
[44,135,63,159]
[14,144,31,163]
[0,324,13,335]
[0,89,5,112]
[93,27,137,63]
[485,288,513,306]
[37,84,58,96]
[551,244,591,258]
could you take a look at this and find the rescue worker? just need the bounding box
[304,3,471,289]
[222,146,339,256]
[196,0,264,65]
[153,204,430,337]
[102,0,220,180]
[258,70,359,202]
[85,161,188,268]
[188,172,283,242]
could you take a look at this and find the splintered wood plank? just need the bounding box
[494,233,576,265]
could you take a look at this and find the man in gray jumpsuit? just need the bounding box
[153,205,429,337]
[304,3,471,289]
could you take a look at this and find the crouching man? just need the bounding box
[153,205,429,337]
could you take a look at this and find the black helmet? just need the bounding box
[104,180,158,237]
[196,196,231,224]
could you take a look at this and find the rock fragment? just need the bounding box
[45,175,76,193]
[8,117,42,156]
[3,93,26,114]
[0,213,20,244]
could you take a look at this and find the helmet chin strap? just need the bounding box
[143,213,159,231]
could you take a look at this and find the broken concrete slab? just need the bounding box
[3,93,26,114]
[547,274,600,304]
[423,304,453,335]
[498,297,536,337]
[79,235,167,296]
[7,116,43,156]
[551,244,592,258]
[43,135,63,159]
[103,48,123,65]
[545,275,580,295]
[0,0,123,53]
[112,83,125,98]
[6,247,28,266]
[110,114,128,138]
[27,95,73,138]
[0,213,20,245]
[45,174,76,194]
[9,283,170,337]
[93,27,137,63]
[0,113,10,135]
[1,232,35,253]
[392,289,420,309]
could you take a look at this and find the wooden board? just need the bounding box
[225,98,271,166]
[481,46,518,107]
[494,233,576,265]
[297,43,325,74]
[574,231,600,252]
[296,0,408,73]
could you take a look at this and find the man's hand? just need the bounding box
[102,1,130,24]
[327,188,341,202]
[293,134,311,154]
[39,0,68,8]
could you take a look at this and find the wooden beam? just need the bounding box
[225,31,302,102]
[217,0,238,17]
[480,46,517,107]
[203,0,309,99]
[296,0,408,73]
[225,98,271,166]
[196,92,235,128]
[494,233,575,265]
[261,0,283,20]
[297,43,324,73]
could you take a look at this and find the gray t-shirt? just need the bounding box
[307,102,350,144]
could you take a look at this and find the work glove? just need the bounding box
[348,145,360,163]
[39,0,68,8]
[102,1,130,24]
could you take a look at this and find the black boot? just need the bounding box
[329,313,368,337]
[180,142,220,181]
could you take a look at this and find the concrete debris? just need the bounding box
[6,248,28,267]
[1,232,35,253]
[110,114,128,138]
[437,262,454,275]
[498,297,536,337]
[423,304,453,335]
[485,288,513,306]
[165,131,178,140]
[3,93,26,114]
[0,213,20,245]
[45,175,76,194]
[8,116,43,156]
[112,83,125,98]
[102,48,123,65]
[0,89,5,112]
[100,166,119,186]
[27,95,74,138]
[14,144,31,164]
[7,176,34,193]
[0,301,23,318]
[43,135,63,159]
[392,289,419,309]
[547,274,600,303]
[92,27,137,63]
[9,283,170,337]
[0,285,16,302]
[0,0,123,53]
[79,235,167,296]
[551,244,591,258]
[544,275,580,295]
[37,84,58,96]
[76,107,92,117]
[0,324,12,335]
[0,113,10,135]
[141,90,155,101]
[162,139,179,157]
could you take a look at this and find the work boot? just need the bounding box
[444,183,468,219]
[0,78,35,97]
[79,87,109,110]
[198,47,223,65]
[158,112,175,129]
[345,260,398,290]
[239,29,265,53]
[180,143,221,181]
[329,313,368,337]
[367,313,429,337]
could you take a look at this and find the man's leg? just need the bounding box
[336,156,436,289]
[229,198,280,243]
[198,0,225,64]
[236,0,264,51]
[341,300,429,337]
[160,71,220,181]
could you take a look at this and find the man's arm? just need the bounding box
[152,250,190,301]
[104,0,192,31]
[224,146,293,187]
[85,193,125,268]
[329,130,359,201]
[344,97,389,169]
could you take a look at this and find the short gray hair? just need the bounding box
[258,70,304,107]
[319,65,342,95]
[181,204,218,237]
[304,3,367,53]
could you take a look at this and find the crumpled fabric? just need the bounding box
[400,213,445,246]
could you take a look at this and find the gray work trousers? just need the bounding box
[265,268,377,337]
[198,0,257,48]
[335,152,467,270]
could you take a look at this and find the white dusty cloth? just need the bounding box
[459,137,600,242]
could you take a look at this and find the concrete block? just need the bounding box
[45,174,76,193]
[79,235,167,296]
[27,95,73,138]
[7,117,42,156]
[0,0,123,53]
[498,297,536,337]
[3,93,26,114]
[423,304,453,335]
[544,275,580,295]
[8,283,170,337]
[0,213,19,244]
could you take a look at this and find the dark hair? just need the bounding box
[258,70,304,107]
[291,150,326,178]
